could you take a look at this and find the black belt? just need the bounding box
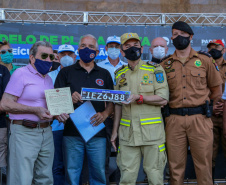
[169,105,205,116]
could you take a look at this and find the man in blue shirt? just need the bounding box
[48,44,76,185]
[97,36,126,184]
[97,36,127,82]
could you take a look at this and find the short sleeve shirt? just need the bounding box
[5,64,54,121]
[54,61,114,137]
[161,48,223,108]
[114,60,169,146]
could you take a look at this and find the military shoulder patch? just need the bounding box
[161,54,172,62]
[212,59,219,71]
[147,61,160,67]
[114,65,126,75]
[198,50,212,58]
[155,70,164,83]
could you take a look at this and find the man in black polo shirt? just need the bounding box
[0,64,10,176]
[55,34,114,185]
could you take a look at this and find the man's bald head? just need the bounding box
[150,37,168,59]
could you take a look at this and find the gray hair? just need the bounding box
[29,41,52,57]
[78,34,99,49]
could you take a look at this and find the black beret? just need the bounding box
[172,21,194,35]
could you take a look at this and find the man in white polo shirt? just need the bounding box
[48,44,76,185]
[97,36,126,184]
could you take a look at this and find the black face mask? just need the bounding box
[208,48,223,60]
[51,61,61,71]
[173,35,190,50]
[123,46,142,61]
[152,57,161,64]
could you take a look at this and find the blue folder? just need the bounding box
[70,101,105,142]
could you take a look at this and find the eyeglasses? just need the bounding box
[41,53,55,61]
[0,48,13,54]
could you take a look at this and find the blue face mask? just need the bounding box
[79,47,96,63]
[34,59,52,75]
[1,52,14,64]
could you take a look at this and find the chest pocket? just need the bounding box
[166,72,176,91]
[191,70,206,90]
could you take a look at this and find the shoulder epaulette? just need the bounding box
[161,54,172,62]
[114,65,126,75]
[147,61,160,67]
[198,50,212,58]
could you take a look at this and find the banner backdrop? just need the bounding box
[0,23,225,62]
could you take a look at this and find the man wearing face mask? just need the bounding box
[149,37,168,64]
[161,21,223,185]
[111,33,169,185]
[48,44,76,185]
[207,39,226,181]
[97,36,127,81]
[55,34,114,185]
[0,41,69,185]
[97,35,126,184]
[0,41,20,75]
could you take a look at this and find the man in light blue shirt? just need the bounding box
[97,36,127,82]
[97,36,126,185]
[48,44,76,185]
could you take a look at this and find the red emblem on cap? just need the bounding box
[96,79,104,86]
[56,90,59,92]
[90,53,95,58]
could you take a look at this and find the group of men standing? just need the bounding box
[0,20,225,185]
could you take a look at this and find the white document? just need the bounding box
[45,87,74,115]
[70,101,105,142]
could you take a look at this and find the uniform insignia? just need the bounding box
[167,61,171,65]
[141,81,153,85]
[155,70,164,83]
[165,65,172,69]
[119,83,127,88]
[119,78,126,84]
[147,61,160,67]
[212,60,219,71]
[121,73,125,78]
[165,69,175,73]
[194,60,202,67]
[96,79,104,86]
[198,50,212,58]
[161,55,172,63]
[114,65,126,75]
[143,74,149,81]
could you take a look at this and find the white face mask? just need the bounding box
[107,47,120,60]
[152,46,166,59]
[60,55,74,67]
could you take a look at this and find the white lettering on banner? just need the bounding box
[13,47,30,55]
[99,48,106,56]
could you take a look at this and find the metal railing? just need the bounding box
[0,9,226,26]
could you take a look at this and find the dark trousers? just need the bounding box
[105,117,113,185]
[52,130,65,185]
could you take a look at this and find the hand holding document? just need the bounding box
[70,101,105,142]
[45,87,74,116]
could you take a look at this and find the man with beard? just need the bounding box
[161,21,223,185]
[111,33,169,184]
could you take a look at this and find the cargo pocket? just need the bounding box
[118,118,131,141]
[158,144,167,170]
[166,72,176,91]
[140,115,163,142]
[191,70,206,90]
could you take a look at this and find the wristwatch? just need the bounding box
[136,95,143,104]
